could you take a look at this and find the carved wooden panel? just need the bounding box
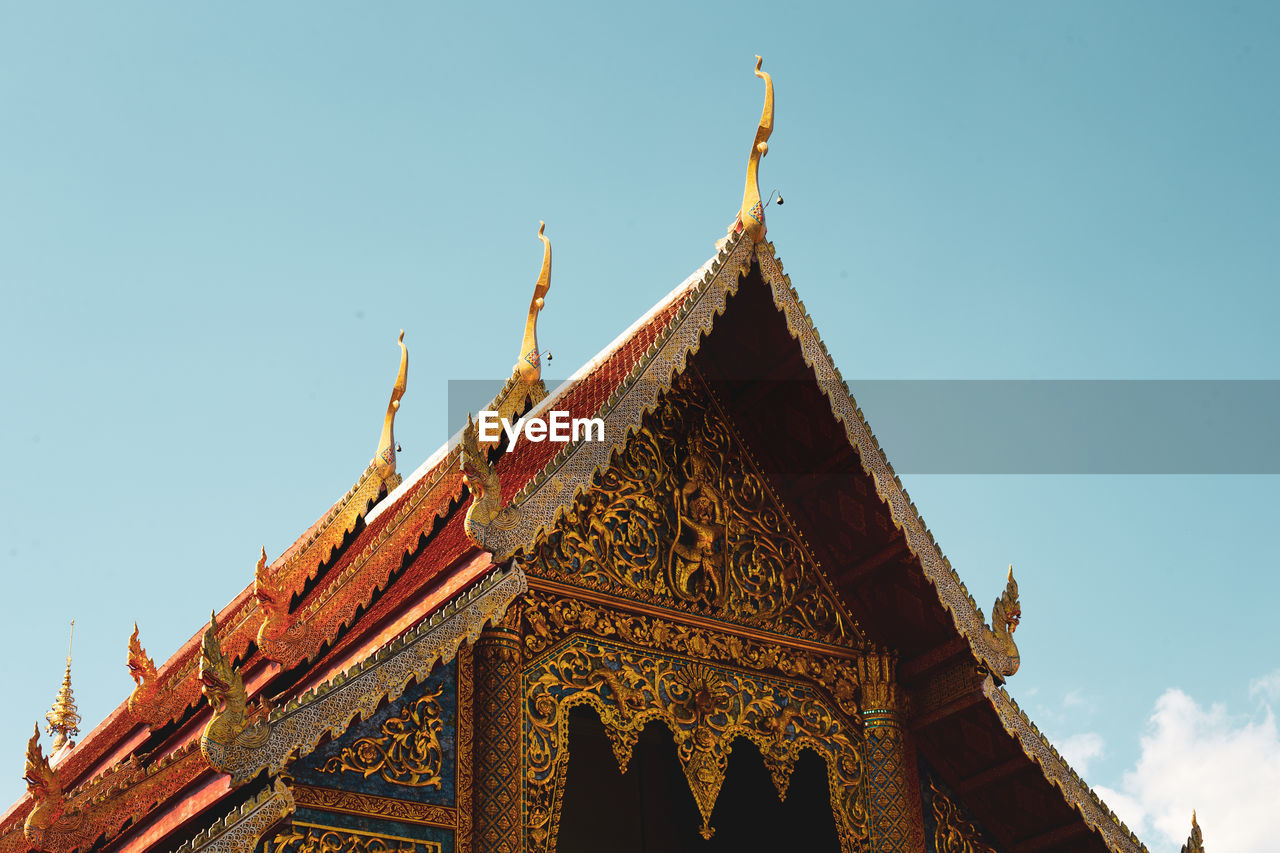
[520,370,857,645]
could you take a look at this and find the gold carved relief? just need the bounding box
[523,635,868,853]
[521,370,854,643]
[929,778,997,853]
[521,590,861,717]
[270,825,441,853]
[317,685,445,788]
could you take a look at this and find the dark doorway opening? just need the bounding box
[556,706,841,853]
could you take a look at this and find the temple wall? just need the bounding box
[263,652,472,853]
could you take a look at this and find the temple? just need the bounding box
[2,59,1200,853]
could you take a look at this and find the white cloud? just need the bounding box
[1062,688,1090,709]
[1059,731,1105,777]
[1249,669,1280,704]
[1094,671,1280,853]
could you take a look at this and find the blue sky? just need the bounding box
[1,3,1277,848]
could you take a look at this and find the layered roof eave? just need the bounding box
[2,227,1153,853]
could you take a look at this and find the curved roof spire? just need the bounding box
[1181,811,1205,853]
[374,330,409,487]
[735,55,774,242]
[518,221,552,384]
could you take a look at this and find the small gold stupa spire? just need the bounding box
[734,55,775,243]
[517,222,552,384]
[45,621,81,751]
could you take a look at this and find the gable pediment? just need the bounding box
[519,367,861,647]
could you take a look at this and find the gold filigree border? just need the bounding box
[174,778,295,853]
[292,786,457,830]
[456,644,473,853]
[520,589,862,718]
[522,634,869,853]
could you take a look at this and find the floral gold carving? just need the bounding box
[292,786,457,829]
[318,687,445,788]
[929,778,997,853]
[521,370,853,643]
[270,826,441,853]
[523,636,867,853]
[520,590,861,717]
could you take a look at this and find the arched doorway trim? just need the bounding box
[523,634,868,853]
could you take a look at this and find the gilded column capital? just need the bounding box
[857,648,925,852]
[858,648,902,717]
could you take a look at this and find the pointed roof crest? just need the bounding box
[734,55,775,242]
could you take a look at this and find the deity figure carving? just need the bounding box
[667,429,729,607]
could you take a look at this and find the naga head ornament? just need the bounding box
[126,622,161,723]
[127,622,157,687]
[199,611,240,711]
[198,610,263,770]
[995,565,1021,634]
[987,565,1021,678]
[23,723,64,845]
[460,413,515,546]
[254,546,296,657]
[23,724,56,797]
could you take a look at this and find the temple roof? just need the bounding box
[2,58,1155,851]
[1,229,1153,853]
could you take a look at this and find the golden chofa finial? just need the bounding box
[45,621,81,751]
[374,330,409,489]
[1181,811,1205,853]
[734,55,774,243]
[518,221,552,384]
